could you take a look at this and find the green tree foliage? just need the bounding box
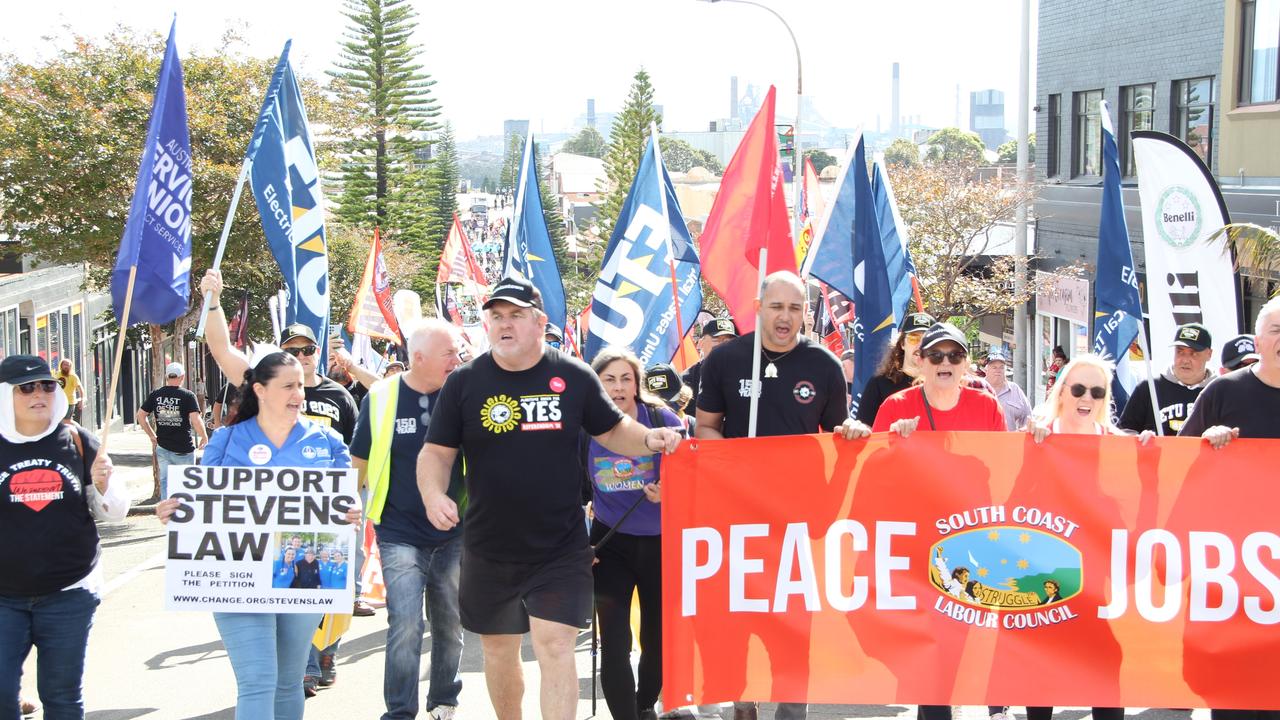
[499,133,522,192]
[659,137,723,174]
[329,0,441,235]
[884,138,920,168]
[598,69,662,237]
[562,126,606,158]
[416,122,460,290]
[997,133,1035,165]
[924,127,987,167]
[804,149,837,174]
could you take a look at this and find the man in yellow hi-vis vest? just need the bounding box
[351,319,467,720]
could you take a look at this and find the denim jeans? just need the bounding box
[155,446,194,499]
[381,535,463,719]
[213,611,323,720]
[0,588,98,720]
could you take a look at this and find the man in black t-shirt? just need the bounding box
[419,275,681,720]
[351,319,467,718]
[682,316,737,406]
[694,271,869,720]
[136,362,206,500]
[1120,322,1215,436]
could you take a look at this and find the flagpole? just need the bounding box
[195,160,251,340]
[650,123,689,368]
[747,247,767,438]
[1134,320,1165,437]
[99,266,139,454]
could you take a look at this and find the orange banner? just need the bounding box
[661,432,1280,710]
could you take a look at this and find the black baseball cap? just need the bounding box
[920,322,968,351]
[901,312,937,334]
[701,317,738,338]
[1171,322,1212,352]
[644,363,683,402]
[544,323,563,341]
[1221,334,1260,370]
[483,275,542,310]
[0,355,54,386]
[281,323,318,345]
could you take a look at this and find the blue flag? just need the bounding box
[247,42,330,369]
[111,19,192,327]
[1092,100,1143,410]
[871,161,914,323]
[804,134,896,413]
[584,135,702,364]
[502,133,566,330]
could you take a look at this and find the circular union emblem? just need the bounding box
[549,376,566,393]
[792,380,816,404]
[612,459,635,479]
[1154,185,1202,249]
[301,446,317,460]
[248,443,273,465]
[481,395,521,434]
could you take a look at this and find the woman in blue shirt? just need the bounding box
[158,351,357,719]
[272,548,297,589]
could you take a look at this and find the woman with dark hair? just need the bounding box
[1045,345,1069,394]
[585,347,684,720]
[157,350,358,719]
[0,355,128,719]
[855,312,936,425]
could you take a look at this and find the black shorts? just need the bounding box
[459,544,594,634]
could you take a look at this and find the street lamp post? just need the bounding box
[699,0,804,252]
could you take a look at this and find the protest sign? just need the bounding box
[662,431,1280,710]
[164,465,359,613]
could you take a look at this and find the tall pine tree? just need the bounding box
[415,122,460,293]
[597,69,661,237]
[329,0,441,241]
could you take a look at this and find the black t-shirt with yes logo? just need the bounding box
[427,349,625,562]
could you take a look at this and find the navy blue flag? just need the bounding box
[872,160,915,324]
[803,134,896,413]
[1092,100,1143,410]
[247,42,330,368]
[584,135,702,364]
[111,19,192,327]
[502,133,566,330]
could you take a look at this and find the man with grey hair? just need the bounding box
[1182,296,1280,444]
[352,318,467,720]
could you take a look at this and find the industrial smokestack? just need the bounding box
[891,63,901,138]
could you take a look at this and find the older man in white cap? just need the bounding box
[135,361,207,500]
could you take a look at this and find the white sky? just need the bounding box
[3,0,1038,142]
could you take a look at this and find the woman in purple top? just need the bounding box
[586,347,682,720]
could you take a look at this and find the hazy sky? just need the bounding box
[4,0,1038,143]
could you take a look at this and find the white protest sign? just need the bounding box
[164,465,359,613]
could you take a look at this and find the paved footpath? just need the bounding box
[18,429,1214,720]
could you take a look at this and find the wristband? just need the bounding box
[209,304,222,313]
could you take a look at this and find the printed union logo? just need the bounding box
[792,380,816,404]
[1154,185,1203,249]
[930,526,1082,611]
[481,395,521,434]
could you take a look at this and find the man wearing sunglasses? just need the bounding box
[1119,322,1214,436]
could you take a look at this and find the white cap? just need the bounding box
[165,362,185,378]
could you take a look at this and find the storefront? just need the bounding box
[1033,271,1091,405]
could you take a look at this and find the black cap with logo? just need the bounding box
[920,322,968,351]
[281,323,318,346]
[1221,333,1260,370]
[644,363,684,403]
[701,317,738,338]
[483,275,542,310]
[0,355,54,386]
[900,312,937,334]
[1171,322,1212,352]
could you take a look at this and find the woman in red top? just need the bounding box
[872,322,1006,436]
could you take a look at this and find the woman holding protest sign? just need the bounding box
[584,348,684,720]
[0,355,129,719]
[157,349,359,720]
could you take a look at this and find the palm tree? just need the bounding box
[1211,223,1280,291]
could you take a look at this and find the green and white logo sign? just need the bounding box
[1154,185,1202,249]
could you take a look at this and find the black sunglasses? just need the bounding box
[1069,383,1106,400]
[284,345,318,357]
[16,380,58,395]
[924,349,968,365]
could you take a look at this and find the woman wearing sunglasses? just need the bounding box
[0,355,129,718]
[157,350,359,719]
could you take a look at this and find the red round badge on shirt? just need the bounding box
[549,377,566,393]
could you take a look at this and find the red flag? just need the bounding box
[698,86,796,333]
[347,227,402,342]
[227,291,250,350]
[438,213,489,297]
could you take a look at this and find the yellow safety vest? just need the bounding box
[363,376,401,524]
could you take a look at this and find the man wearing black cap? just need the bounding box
[682,317,737,407]
[417,275,682,720]
[1219,333,1260,375]
[544,323,564,350]
[1119,322,1215,436]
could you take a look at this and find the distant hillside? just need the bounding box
[998,567,1081,602]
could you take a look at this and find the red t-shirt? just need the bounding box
[871,385,1007,432]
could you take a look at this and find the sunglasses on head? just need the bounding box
[924,349,967,365]
[1069,383,1106,400]
[283,345,318,357]
[16,380,58,395]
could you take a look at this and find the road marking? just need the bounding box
[102,550,167,598]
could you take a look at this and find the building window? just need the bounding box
[1073,90,1103,177]
[1119,84,1155,177]
[1046,94,1061,177]
[1174,77,1216,167]
[1239,0,1280,105]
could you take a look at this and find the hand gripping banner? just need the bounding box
[662,432,1280,710]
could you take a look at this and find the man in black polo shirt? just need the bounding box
[682,317,737,406]
[1120,322,1214,435]
[418,275,682,720]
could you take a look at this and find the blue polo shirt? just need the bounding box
[202,416,351,470]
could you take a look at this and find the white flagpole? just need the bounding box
[747,247,767,438]
[195,160,251,339]
[1134,319,1165,436]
